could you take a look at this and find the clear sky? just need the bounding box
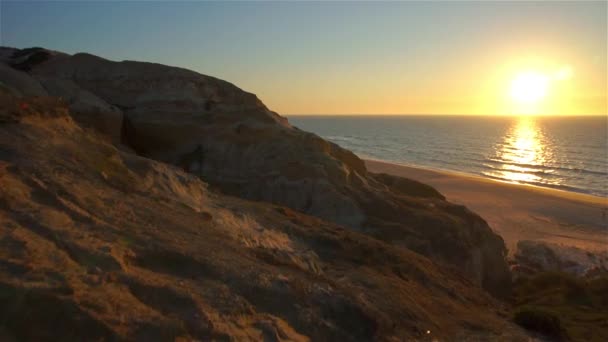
[1,1,606,115]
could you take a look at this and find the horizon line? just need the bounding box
[284,113,608,117]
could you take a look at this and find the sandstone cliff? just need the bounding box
[0,47,510,299]
[0,93,531,340]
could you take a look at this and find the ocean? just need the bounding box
[288,115,608,198]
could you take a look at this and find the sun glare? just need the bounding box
[510,71,549,105]
[502,64,575,115]
[554,65,573,81]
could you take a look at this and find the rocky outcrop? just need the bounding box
[37,77,123,142]
[512,240,608,279]
[0,48,121,142]
[1,47,68,72]
[0,93,529,340]
[0,47,511,298]
[0,63,47,97]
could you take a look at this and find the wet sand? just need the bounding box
[365,159,608,254]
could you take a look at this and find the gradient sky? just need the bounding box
[1,1,606,115]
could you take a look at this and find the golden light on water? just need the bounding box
[489,117,554,184]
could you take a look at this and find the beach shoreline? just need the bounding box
[365,158,608,254]
[364,157,607,204]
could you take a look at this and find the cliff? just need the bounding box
[0,92,531,340]
[0,47,523,340]
[1,47,511,297]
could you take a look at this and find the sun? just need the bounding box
[510,71,550,105]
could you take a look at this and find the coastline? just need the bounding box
[365,158,608,254]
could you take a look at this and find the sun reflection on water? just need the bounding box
[487,117,554,184]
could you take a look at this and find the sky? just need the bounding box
[1,0,606,115]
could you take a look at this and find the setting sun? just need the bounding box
[510,71,550,105]
[508,71,554,115]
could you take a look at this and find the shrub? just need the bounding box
[513,307,568,340]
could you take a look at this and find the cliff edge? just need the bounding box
[0,47,512,298]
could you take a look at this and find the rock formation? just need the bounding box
[0,92,529,340]
[0,63,47,97]
[0,47,512,299]
[512,240,608,279]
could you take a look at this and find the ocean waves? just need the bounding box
[289,115,608,197]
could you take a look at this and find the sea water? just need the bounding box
[288,115,608,197]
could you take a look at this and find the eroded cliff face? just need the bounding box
[0,93,530,340]
[1,47,511,298]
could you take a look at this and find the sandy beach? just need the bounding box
[365,159,608,254]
